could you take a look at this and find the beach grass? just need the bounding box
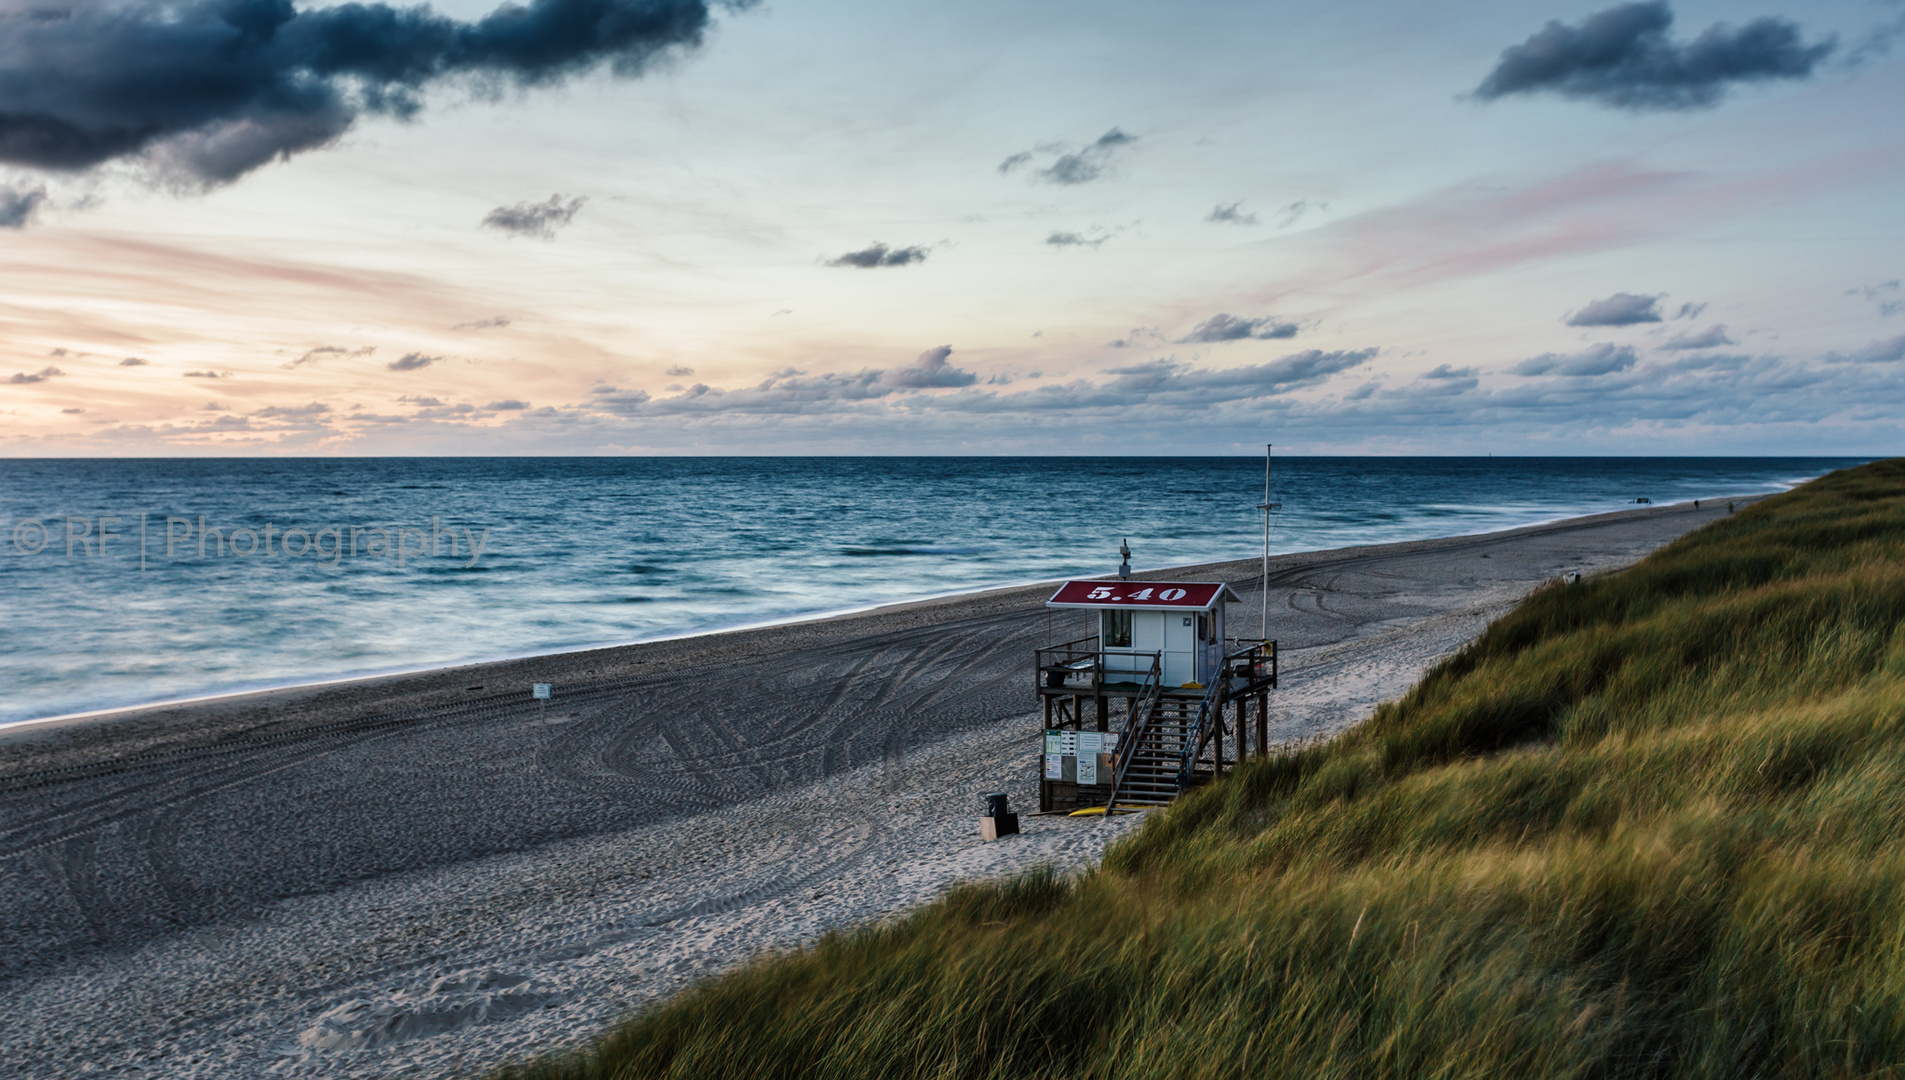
[498,459,1905,1080]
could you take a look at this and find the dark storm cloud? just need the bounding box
[0,182,45,227]
[484,194,586,237]
[1660,324,1734,350]
[999,129,1135,186]
[1177,313,1299,344]
[1474,2,1833,111]
[386,351,439,371]
[1566,292,1664,326]
[825,242,929,268]
[1512,343,1639,376]
[0,0,734,186]
[1205,202,1257,225]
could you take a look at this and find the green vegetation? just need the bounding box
[505,460,1905,1080]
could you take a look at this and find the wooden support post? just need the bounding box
[1235,696,1246,760]
[1215,706,1224,778]
[1257,692,1268,759]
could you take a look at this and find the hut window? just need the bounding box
[1198,613,1211,644]
[1103,610,1133,647]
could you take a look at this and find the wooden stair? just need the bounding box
[1106,695,1204,806]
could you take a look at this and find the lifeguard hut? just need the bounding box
[1034,550,1277,814]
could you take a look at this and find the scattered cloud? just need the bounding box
[1566,292,1664,326]
[826,242,929,268]
[1824,335,1905,364]
[1206,202,1258,226]
[666,365,695,376]
[1673,301,1708,320]
[387,352,440,372]
[484,399,530,410]
[0,183,46,228]
[1845,10,1905,68]
[287,344,375,368]
[1849,280,1904,317]
[1046,231,1110,249]
[999,129,1136,186]
[1660,324,1735,350]
[880,346,976,389]
[119,357,149,366]
[182,370,229,378]
[484,195,587,238]
[1276,200,1328,228]
[594,346,989,415]
[201,402,227,411]
[451,316,512,331]
[398,395,443,406]
[252,402,331,419]
[62,407,84,414]
[1108,328,1163,349]
[1178,314,1300,344]
[8,366,64,384]
[0,0,726,187]
[1474,1,1835,111]
[1511,342,1640,376]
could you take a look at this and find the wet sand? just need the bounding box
[0,498,1750,1079]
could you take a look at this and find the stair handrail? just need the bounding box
[1102,654,1163,816]
[1176,674,1230,787]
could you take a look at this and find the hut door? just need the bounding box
[1163,613,1195,685]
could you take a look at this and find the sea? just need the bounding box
[0,456,1867,725]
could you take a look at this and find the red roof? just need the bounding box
[1046,580,1236,609]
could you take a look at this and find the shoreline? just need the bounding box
[0,493,1767,742]
[0,493,1765,1079]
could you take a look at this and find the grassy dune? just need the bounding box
[506,460,1905,1080]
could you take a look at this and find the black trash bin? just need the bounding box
[985,792,1010,819]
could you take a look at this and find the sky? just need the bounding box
[0,0,1900,455]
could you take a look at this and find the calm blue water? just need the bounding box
[0,457,1866,724]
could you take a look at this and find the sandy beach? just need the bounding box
[0,498,1750,1079]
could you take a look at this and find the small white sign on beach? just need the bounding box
[532,683,551,700]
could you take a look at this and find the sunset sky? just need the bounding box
[0,0,1900,455]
